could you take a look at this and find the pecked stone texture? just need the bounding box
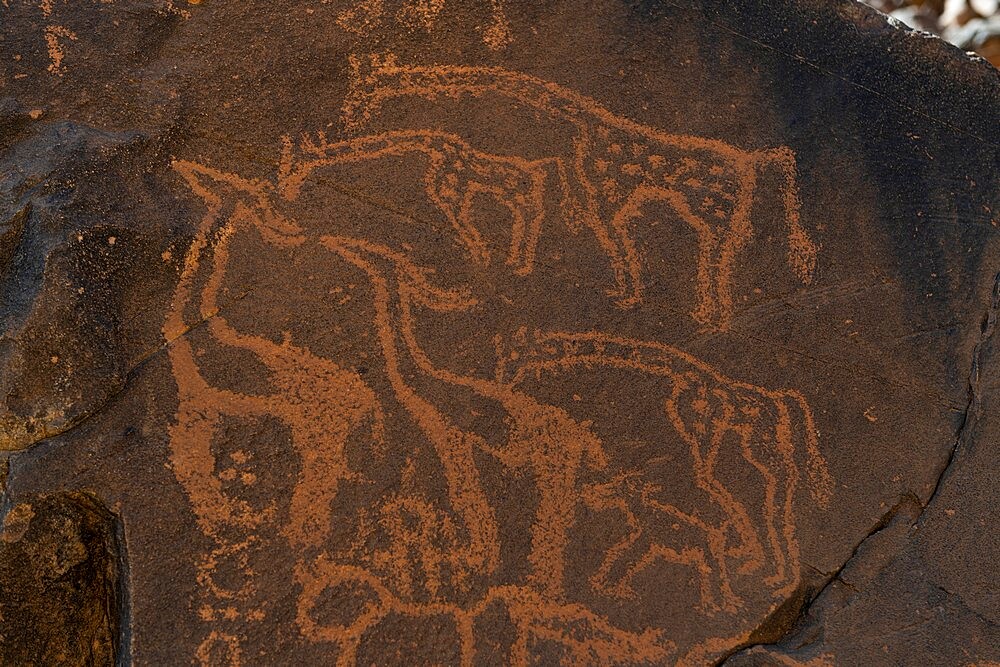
[0,0,998,665]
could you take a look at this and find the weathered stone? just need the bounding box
[0,0,998,665]
[0,490,128,666]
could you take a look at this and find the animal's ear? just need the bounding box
[171,159,265,210]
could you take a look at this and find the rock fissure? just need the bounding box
[916,270,1000,523]
[717,493,922,665]
[3,285,257,457]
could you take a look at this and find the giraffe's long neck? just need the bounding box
[280,129,465,199]
[344,59,593,132]
[320,244,610,601]
[319,236,501,576]
[501,330,714,388]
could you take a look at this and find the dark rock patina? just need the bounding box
[1,1,998,664]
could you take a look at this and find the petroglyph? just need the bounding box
[500,329,833,612]
[344,55,820,329]
[42,25,76,76]
[336,0,513,51]
[3,0,190,76]
[278,129,563,272]
[165,97,830,662]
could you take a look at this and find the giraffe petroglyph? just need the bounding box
[498,328,833,612]
[343,54,820,329]
[165,118,831,664]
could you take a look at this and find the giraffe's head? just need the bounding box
[172,159,305,248]
[164,160,306,341]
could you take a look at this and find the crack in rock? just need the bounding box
[916,271,1000,522]
[719,270,1000,664]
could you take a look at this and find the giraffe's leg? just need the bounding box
[607,190,650,309]
[765,398,807,595]
[608,186,728,314]
[731,422,788,584]
[508,168,548,276]
[582,481,644,601]
[464,187,528,272]
[665,390,765,577]
[692,230,722,328]
[485,398,594,600]
[712,229,752,331]
[284,425,359,550]
[604,184,710,310]
[455,183,494,265]
[564,148,633,302]
[542,156,585,234]
[663,196,723,328]
[626,509,735,613]
[287,441,336,549]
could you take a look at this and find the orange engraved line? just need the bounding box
[204,213,384,550]
[395,283,604,600]
[321,236,608,600]
[678,627,834,667]
[319,235,501,578]
[660,378,766,588]
[640,486,740,613]
[370,494,466,599]
[506,330,831,505]
[582,477,738,614]
[336,0,384,36]
[295,556,674,667]
[717,394,793,589]
[343,58,819,328]
[396,0,446,32]
[510,330,831,506]
[170,161,386,546]
[166,159,388,663]
[501,330,832,612]
[336,0,513,50]
[686,389,765,573]
[481,0,513,51]
[44,25,77,76]
[196,631,242,667]
[165,162,279,666]
[280,129,553,274]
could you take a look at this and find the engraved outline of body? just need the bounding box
[317,236,609,600]
[278,130,617,590]
[295,559,674,666]
[298,235,673,664]
[164,157,634,662]
[163,142,828,664]
[498,329,833,610]
[164,161,392,663]
[166,161,390,548]
[343,57,819,329]
[278,129,558,274]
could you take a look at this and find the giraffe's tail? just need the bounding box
[783,389,833,509]
[756,147,818,285]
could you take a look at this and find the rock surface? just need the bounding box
[0,1,998,665]
[0,488,128,666]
